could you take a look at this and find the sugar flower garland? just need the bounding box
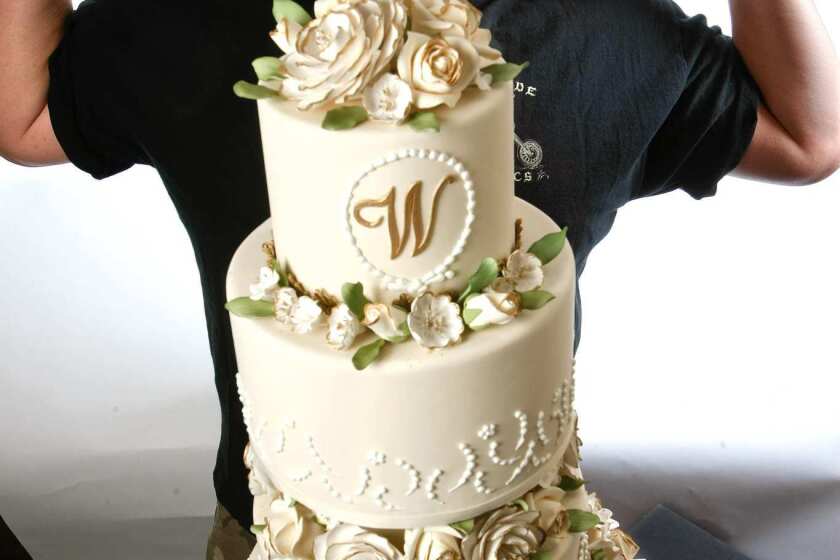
[233,0,529,131]
[226,221,569,370]
[244,458,642,560]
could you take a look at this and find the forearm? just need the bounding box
[0,0,70,163]
[729,0,840,176]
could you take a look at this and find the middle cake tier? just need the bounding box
[228,199,576,529]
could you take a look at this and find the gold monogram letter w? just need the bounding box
[353,175,458,260]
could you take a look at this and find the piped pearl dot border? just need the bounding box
[343,149,476,294]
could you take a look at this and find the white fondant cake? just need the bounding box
[226,1,640,559]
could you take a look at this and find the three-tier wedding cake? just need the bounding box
[225,2,640,560]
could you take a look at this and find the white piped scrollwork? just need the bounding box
[237,372,575,513]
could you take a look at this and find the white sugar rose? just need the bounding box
[252,498,325,560]
[407,0,502,65]
[250,266,281,301]
[363,73,414,122]
[525,487,569,535]
[327,304,363,350]
[314,524,402,560]
[362,303,409,342]
[291,296,324,334]
[408,293,464,348]
[397,32,480,109]
[404,526,463,560]
[504,250,544,292]
[461,506,544,560]
[463,278,521,329]
[272,0,408,109]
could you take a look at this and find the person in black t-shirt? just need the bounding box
[1,1,839,559]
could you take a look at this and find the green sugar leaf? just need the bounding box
[225,297,274,318]
[527,227,568,265]
[567,509,600,533]
[342,282,370,320]
[352,339,387,371]
[558,475,586,492]
[458,258,500,304]
[252,57,284,81]
[519,290,556,310]
[322,106,369,131]
[450,519,475,534]
[233,81,280,100]
[273,0,313,26]
[482,61,530,84]
[591,550,608,560]
[250,524,266,536]
[406,110,440,132]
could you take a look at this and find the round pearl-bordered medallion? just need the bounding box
[343,149,476,294]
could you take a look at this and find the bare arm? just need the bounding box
[729,0,840,185]
[0,0,70,166]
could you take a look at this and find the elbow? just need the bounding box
[789,137,840,186]
[0,113,66,167]
[0,127,35,166]
[0,137,27,166]
[0,140,41,167]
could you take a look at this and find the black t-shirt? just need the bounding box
[47,0,762,529]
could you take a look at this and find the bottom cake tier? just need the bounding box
[243,424,640,560]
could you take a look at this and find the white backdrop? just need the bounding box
[1,1,839,559]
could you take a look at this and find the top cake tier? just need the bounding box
[257,82,515,302]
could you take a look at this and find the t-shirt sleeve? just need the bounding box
[635,0,763,201]
[48,1,149,180]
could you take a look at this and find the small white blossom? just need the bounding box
[327,304,363,350]
[585,494,628,557]
[291,296,324,334]
[273,287,300,325]
[273,288,323,333]
[363,73,413,123]
[250,266,281,301]
[504,250,544,292]
[407,293,464,348]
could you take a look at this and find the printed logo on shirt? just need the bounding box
[513,80,550,185]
